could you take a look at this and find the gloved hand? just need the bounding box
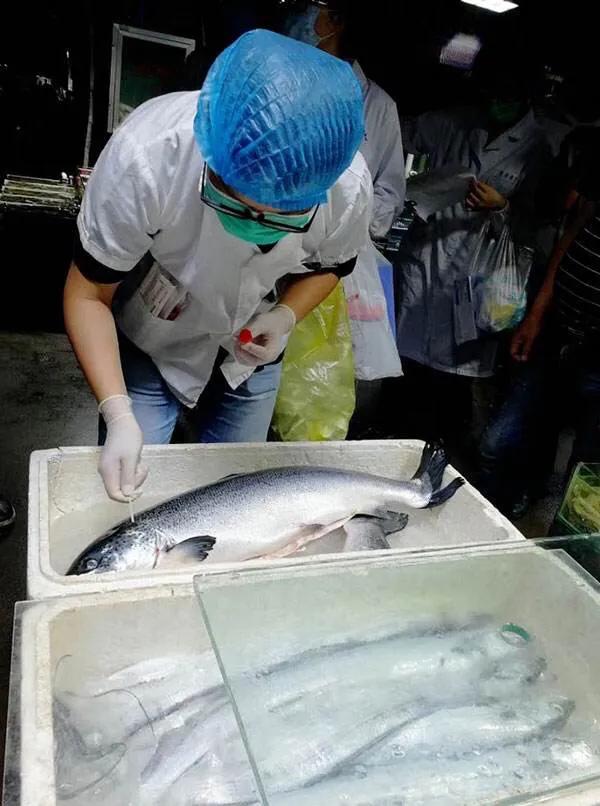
[98,395,148,502]
[234,304,296,367]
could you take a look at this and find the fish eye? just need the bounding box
[84,558,99,571]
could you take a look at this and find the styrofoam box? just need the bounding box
[28,440,525,599]
[3,584,229,806]
[6,545,600,805]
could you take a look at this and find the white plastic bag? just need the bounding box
[343,242,403,381]
[473,223,531,334]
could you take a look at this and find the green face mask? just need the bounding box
[204,180,312,245]
[489,99,524,126]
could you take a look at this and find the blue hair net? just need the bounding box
[194,29,364,211]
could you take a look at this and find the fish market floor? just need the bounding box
[0,331,567,780]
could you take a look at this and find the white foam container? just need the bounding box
[6,544,600,805]
[4,583,211,806]
[27,440,525,599]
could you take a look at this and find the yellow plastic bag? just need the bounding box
[272,283,355,441]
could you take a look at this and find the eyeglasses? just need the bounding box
[200,164,319,234]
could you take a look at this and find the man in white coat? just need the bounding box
[283,0,406,238]
[393,50,550,449]
[65,30,371,503]
[283,0,405,393]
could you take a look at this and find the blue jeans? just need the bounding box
[100,335,282,445]
[478,327,600,514]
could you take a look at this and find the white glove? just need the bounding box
[98,395,148,502]
[234,304,296,367]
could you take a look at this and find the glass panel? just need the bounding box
[196,545,600,804]
[533,534,600,584]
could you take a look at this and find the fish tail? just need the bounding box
[413,442,465,508]
[427,477,465,507]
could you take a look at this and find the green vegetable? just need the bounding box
[562,468,600,532]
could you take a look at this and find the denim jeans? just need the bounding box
[478,327,600,514]
[99,335,282,445]
[380,359,474,464]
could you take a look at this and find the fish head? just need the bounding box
[66,522,152,575]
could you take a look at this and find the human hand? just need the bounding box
[511,315,543,363]
[98,395,147,502]
[234,305,296,367]
[466,180,507,211]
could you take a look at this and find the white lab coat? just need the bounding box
[398,107,549,377]
[78,92,372,406]
[353,62,406,238]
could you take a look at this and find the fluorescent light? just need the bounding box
[440,33,482,70]
[461,0,518,12]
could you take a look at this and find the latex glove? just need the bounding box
[511,314,543,363]
[465,179,507,211]
[98,395,148,502]
[234,304,296,367]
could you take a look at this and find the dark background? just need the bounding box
[2,0,593,332]
[0,0,595,181]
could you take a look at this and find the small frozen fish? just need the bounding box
[53,698,126,801]
[361,698,575,766]
[140,695,234,801]
[209,685,430,796]
[165,724,259,806]
[242,624,536,719]
[221,628,540,793]
[273,739,600,806]
[81,652,223,702]
[59,653,226,745]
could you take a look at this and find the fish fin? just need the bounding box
[256,517,355,560]
[343,519,391,552]
[161,536,216,566]
[360,511,410,535]
[412,441,448,490]
[427,477,465,508]
[412,442,465,508]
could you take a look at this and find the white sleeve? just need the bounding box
[317,154,373,269]
[370,102,406,239]
[77,130,161,272]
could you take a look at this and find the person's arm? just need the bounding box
[64,263,125,401]
[511,196,596,362]
[64,263,147,502]
[369,103,406,239]
[69,126,162,501]
[279,272,339,320]
[234,272,340,365]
